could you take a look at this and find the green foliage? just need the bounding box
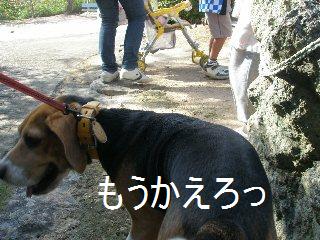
[0,0,83,20]
[0,0,204,22]
[158,0,204,24]
[0,184,11,210]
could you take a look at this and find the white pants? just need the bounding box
[229,47,260,123]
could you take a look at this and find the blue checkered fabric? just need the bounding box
[199,0,224,14]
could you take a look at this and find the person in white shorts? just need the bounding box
[199,0,232,80]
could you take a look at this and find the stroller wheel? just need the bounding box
[192,50,199,63]
[138,60,146,71]
[199,55,209,68]
[192,50,208,66]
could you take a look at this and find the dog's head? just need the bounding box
[0,96,93,196]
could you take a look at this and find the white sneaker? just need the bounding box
[101,70,119,83]
[120,68,150,82]
[203,61,229,80]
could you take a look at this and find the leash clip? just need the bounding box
[64,104,81,116]
[76,114,96,121]
[64,104,96,121]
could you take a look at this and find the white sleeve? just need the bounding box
[232,0,242,18]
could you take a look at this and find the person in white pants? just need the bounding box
[229,0,260,134]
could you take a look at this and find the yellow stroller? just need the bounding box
[138,0,208,71]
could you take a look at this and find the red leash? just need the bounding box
[0,72,69,114]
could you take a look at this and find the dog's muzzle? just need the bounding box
[0,154,31,186]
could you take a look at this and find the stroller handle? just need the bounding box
[145,0,192,18]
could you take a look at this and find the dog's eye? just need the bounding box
[24,135,42,148]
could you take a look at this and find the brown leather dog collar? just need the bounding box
[77,101,107,161]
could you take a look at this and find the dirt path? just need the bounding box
[0,17,240,239]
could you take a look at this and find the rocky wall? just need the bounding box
[248,0,320,239]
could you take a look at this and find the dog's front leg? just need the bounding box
[125,214,163,240]
[113,166,165,240]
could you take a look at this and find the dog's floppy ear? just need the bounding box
[45,111,87,173]
[18,108,37,133]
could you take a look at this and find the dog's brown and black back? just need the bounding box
[85,96,276,240]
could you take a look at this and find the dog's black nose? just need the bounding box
[0,167,6,180]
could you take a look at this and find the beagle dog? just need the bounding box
[0,95,276,240]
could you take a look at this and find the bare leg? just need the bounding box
[209,38,213,56]
[209,38,227,60]
[203,38,229,79]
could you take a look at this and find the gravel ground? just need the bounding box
[0,14,240,240]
